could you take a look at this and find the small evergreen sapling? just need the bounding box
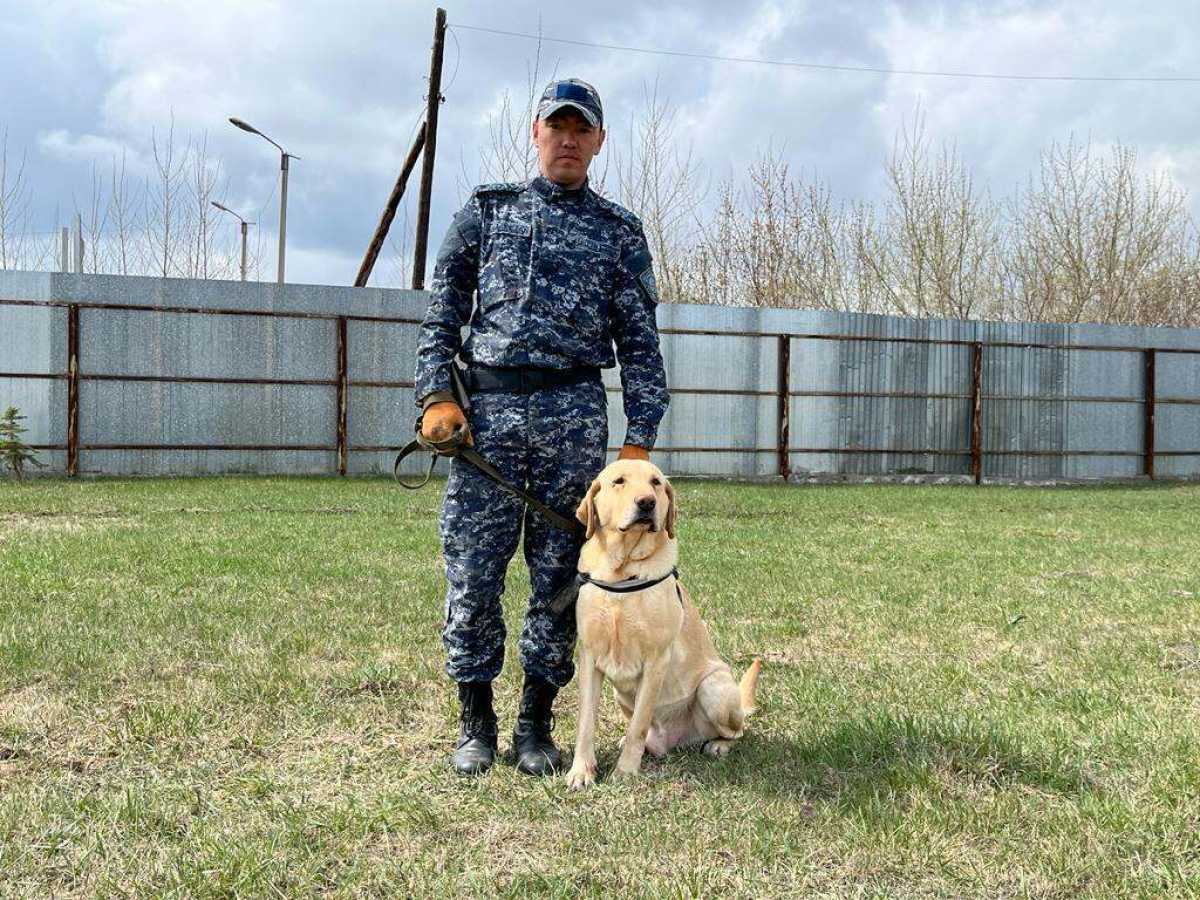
[1,406,46,479]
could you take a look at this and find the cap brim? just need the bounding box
[538,101,600,128]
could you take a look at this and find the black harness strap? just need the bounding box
[550,567,681,617]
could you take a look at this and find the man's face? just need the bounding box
[532,109,605,189]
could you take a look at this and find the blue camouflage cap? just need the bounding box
[537,78,603,128]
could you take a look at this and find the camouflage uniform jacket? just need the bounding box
[413,174,670,449]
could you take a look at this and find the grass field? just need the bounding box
[1,475,1199,898]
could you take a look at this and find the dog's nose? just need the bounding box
[636,496,656,512]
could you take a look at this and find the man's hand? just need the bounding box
[617,444,649,461]
[422,401,473,446]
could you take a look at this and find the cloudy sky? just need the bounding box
[4,1,1199,287]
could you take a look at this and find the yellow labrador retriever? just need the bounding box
[564,459,761,789]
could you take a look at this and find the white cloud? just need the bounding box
[38,129,142,167]
[6,0,1200,286]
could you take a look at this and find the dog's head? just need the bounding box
[575,459,676,541]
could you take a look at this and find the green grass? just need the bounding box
[1,476,1198,898]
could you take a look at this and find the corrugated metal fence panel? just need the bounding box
[636,303,780,477]
[346,319,420,383]
[4,270,1200,480]
[2,303,59,373]
[345,318,422,476]
[1063,343,1142,478]
[979,320,1067,480]
[0,300,65,471]
[656,330,777,477]
[77,380,336,477]
[1157,350,1200,477]
[80,308,335,380]
[1149,326,1200,478]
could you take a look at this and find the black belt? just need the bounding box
[465,365,601,394]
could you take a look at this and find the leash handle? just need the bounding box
[395,404,584,537]
[393,439,440,489]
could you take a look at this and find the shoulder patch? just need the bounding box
[473,181,523,196]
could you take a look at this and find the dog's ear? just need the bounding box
[575,478,602,539]
[664,478,677,539]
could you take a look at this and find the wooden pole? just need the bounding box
[354,122,427,288]
[777,335,791,480]
[67,305,80,477]
[1144,348,1156,480]
[336,317,348,476]
[411,7,446,290]
[970,342,983,485]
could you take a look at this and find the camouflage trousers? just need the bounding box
[439,377,608,686]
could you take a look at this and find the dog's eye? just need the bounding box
[613,477,625,486]
[651,478,661,486]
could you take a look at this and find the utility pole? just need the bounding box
[411,7,446,290]
[229,117,297,284]
[278,152,289,283]
[355,122,427,287]
[74,214,83,274]
[211,201,253,281]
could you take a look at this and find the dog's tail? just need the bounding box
[739,658,762,716]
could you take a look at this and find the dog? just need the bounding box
[564,459,761,789]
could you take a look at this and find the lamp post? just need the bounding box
[211,201,254,281]
[229,117,297,284]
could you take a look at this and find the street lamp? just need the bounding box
[229,117,298,284]
[210,201,254,282]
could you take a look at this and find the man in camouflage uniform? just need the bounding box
[413,78,669,777]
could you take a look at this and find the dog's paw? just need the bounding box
[609,765,641,784]
[565,763,597,791]
[703,739,733,758]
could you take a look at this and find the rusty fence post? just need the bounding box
[1144,348,1156,480]
[777,334,791,480]
[970,342,983,485]
[336,317,348,476]
[66,304,80,477]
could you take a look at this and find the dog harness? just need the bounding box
[550,566,682,617]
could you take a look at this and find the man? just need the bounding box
[413,77,670,777]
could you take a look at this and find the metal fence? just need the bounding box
[2,270,1199,481]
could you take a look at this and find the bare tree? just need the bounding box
[75,161,109,273]
[611,80,706,303]
[683,149,881,312]
[385,189,413,288]
[861,109,1002,320]
[182,132,227,279]
[0,128,31,270]
[472,32,553,188]
[145,115,189,277]
[1003,138,1191,324]
[107,150,142,275]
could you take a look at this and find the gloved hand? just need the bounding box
[422,401,473,447]
[617,444,649,461]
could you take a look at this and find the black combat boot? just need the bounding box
[512,676,561,776]
[451,681,498,776]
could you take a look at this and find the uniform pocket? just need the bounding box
[482,218,532,295]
